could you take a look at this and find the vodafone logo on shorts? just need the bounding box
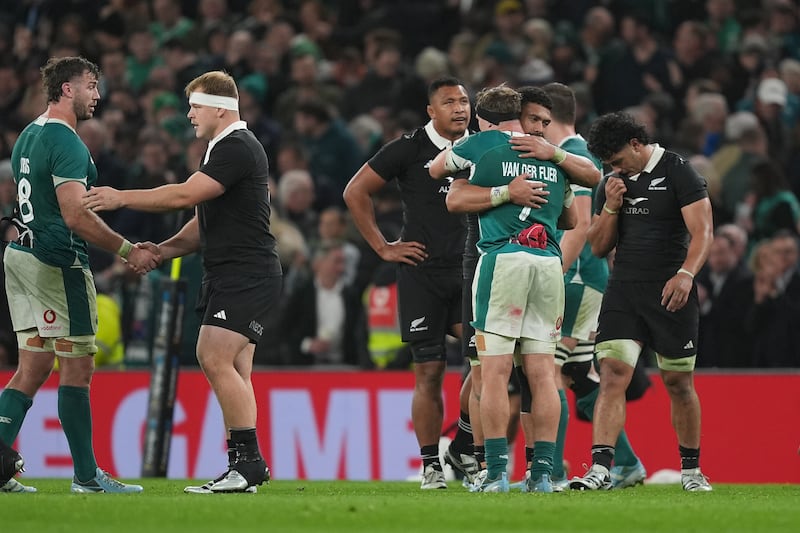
[39,309,63,334]
[41,309,61,331]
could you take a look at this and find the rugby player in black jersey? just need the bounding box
[344,77,478,489]
[84,71,281,494]
[570,111,714,492]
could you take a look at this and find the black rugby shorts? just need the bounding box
[596,279,699,359]
[197,274,282,343]
[396,265,462,344]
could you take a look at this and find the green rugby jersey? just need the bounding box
[11,116,97,268]
[556,135,609,292]
[450,130,568,257]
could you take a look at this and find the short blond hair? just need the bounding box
[185,71,238,99]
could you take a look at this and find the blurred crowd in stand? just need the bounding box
[0,0,798,369]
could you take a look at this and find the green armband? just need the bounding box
[490,185,510,207]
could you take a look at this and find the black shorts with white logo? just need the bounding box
[196,274,282,343]
[596,279,699,359]
[397,265,462,344]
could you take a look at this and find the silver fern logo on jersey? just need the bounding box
[410,316,428,333]
[648,177,667,190]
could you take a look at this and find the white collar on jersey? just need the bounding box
[628,143,665,182]
[36,115,76,132]
[203,120,248,165]
[424,120,469,150]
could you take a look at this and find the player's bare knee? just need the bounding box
[661,369,695,400]
[412,344,446,390]
[57,355,94,387]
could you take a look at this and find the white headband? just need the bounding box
[189,92,239,111]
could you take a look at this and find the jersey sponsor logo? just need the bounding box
[409,316,428,333]
[0,416,11,424]
[213,310,227,320]
[623,196,649,215]
[648,177,667,191]
[43,309,56,324]
[438,176,454,194]
[624,197,648,205]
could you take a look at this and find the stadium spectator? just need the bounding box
[276,168,318,242]
[341,34,427,122]
[273,51,343,129]
[741,160,800,244]
[705,0,741,55]
[746,232,800,367]
[696,226,755,367]
[315,206,361,287]
[691,92,729,157]
[150,0,195,47]
[293,98,363,203]
[718,125,769,225]
[593,12,679,116]
[280,241,368,366]
[125,28,163,95]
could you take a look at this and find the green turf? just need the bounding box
[3,480,799,533]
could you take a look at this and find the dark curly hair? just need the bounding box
[518,86,552,111]
[41,56,100,104]
[587,111,650,162]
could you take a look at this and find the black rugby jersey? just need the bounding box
[368,122,467,270]
[198,124,282,277]
[594,146,707,281]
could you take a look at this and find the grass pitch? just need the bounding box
[3,479,799,533]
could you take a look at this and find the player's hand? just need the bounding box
[509,134,558,160]
[83,186,123,212]
[508,173,548,208]
[125,242,162,275]
[603,173,626,212]
[661,272,693,312]
[378,239,427,265]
